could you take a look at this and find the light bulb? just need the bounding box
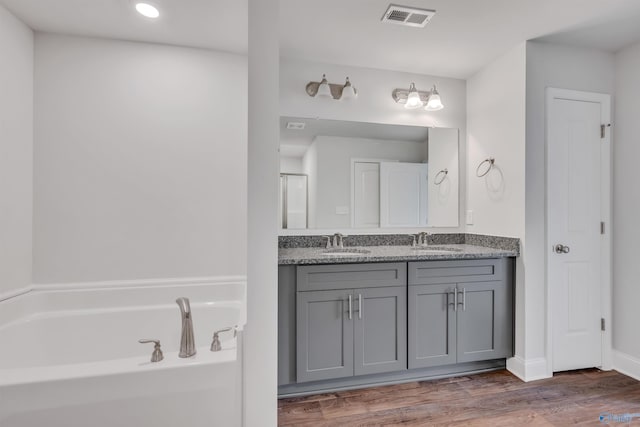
[316,74,332,98]
[340,77,357,100]
[425,86,444,111]
[404,83,423,109]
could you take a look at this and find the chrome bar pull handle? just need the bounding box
[448,291,456,311]
[458,288,466,311]
[453,288,458,311]
[348,294,352,320]
[358,294,362,319]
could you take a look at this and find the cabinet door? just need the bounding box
[353,286,407,376]
[457,281,512,363]
[296,290,354,382]
[408,284,457,369]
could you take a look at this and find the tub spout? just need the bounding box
[176,297,196,358]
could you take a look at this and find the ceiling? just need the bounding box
[3,1,640,79]
[279,0,640,78]
[0,0,248,54]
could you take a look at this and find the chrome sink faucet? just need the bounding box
[322,233,348,249]
[417,232,430,246]
[176,297,196,358]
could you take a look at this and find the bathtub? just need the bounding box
[0,279,245,427]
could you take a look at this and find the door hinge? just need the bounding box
[601,222,605,235]
[601,123,611,139]
[601,318,606,331]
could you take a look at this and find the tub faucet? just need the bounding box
[176,297,196,358]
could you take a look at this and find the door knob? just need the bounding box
[554,244,570,254]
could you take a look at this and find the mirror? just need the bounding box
[279,117,459,230]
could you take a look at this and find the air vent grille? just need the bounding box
[381,4,436,28]
[387,10,410,22]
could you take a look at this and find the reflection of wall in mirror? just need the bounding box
[304,135,426,229]
[427,128,459,227]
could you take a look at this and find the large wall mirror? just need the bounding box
[279,116,459,231]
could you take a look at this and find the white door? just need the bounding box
[548,93,606,372]
[380,162,428,227]
[353,162,380,228]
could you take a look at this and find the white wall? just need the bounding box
[302,143,318,228]
[0,6,33,297]
[467,44,527,238]
[33,33,247,284]
[525,41,614,378]
[280,156,303,174]
[613,40,640,369]
[309,136,424,228]
[280,57,467,231]
[466,43,528,377]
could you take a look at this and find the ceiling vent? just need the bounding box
[286,122,306,130]
[381,4,436,28]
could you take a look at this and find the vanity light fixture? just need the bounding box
[135,2,160,18]
[392,83,444,111]
[306,75,358,100]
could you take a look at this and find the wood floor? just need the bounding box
[278,369,640,426]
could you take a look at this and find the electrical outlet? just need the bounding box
[466,210,474,225]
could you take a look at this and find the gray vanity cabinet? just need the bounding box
[408,284,457,369]
[408,259,513,369]
[296,289,354,382]
[353,286,407,376]
[456,280,511,363]
[296,263,407,383]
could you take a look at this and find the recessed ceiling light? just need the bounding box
[135,3,160,19]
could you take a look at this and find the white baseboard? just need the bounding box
[1,275,247,302]
[507,356,551,382]
[613,350,640,381]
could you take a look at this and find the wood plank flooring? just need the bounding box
[278,369,640,426]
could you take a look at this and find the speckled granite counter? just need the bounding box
[278,244,518,265]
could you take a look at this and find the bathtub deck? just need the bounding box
[277,368,640,426]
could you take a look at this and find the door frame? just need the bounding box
[545,88,612,375]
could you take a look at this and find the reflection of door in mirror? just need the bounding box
[352,161,380,228]
[280,174,308,229]
[380,162,428,227]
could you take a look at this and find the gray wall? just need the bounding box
[0,5,33,297]
[33,33,248,283]
[613,40,640,362]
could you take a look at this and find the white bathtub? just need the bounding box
[0,280,245,427]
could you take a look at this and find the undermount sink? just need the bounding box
[322,248,371,256]
[412,246,463,253]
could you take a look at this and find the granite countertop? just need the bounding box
[278,244,518,265]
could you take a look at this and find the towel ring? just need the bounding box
[434,169,448,185]
[476,158,495,177]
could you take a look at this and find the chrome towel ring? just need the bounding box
[434,169,448,185]
[476,158,495,177]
